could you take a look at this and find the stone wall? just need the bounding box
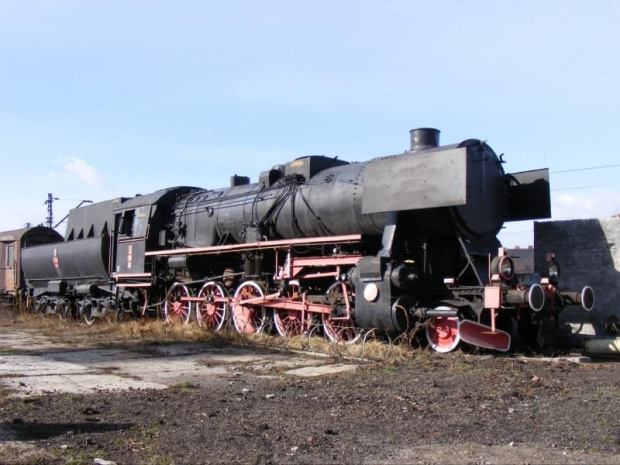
[535,218,620,339]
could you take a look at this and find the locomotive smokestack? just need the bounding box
[410,128,440,152]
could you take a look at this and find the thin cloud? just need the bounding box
[553,193,620,220]
[59,156,102,188]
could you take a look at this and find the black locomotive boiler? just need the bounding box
[20,128,594,351]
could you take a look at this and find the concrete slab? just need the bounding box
[2,373,167,395]
[285,364,358,377]
[0,331,75,352]
[0,355,91,375]
[137,343,220,357]
[0,330,361,396]
[100,356,231,384]
[48,349,150,365]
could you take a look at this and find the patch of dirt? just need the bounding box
[0,305,619,464]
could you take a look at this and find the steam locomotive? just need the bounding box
[18,128,594,352]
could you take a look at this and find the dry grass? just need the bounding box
[11,311,423,362]
[0,444,62,465]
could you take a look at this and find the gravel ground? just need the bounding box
[0,305,619,465]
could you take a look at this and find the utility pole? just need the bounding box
[43,194,94,229]
[44,193,58,228]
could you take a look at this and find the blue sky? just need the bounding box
[1,0,619,247]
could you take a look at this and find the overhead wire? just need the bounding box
[549,162,620,192]
[551,163,620,174]
[553,183,620,192]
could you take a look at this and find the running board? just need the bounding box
[458,320,511,352]
[145,234,362,257]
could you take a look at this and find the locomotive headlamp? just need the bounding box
[491,255,515,282]
[363,283,379,302]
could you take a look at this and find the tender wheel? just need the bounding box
[323,281,360,344]
[196,282,228,331]
[100,303,117,324]
[232,281,267,335]
[81,303,96,325]
[164,283,192,324]
[35,298,51,316]
[426,316,460,353]
[116,307,138,323]
[56,300,70,320]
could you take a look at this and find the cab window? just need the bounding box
[120,210,135,236]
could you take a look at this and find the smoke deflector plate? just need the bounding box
[362,148,467,214]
